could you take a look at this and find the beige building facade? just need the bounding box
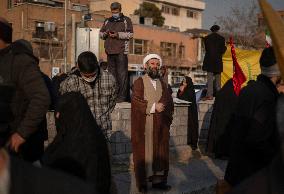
[90,0,205,31]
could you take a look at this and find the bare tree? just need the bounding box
[216,1,265,48]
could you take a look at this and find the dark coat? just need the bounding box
[100,14,133,54]
[228,155,284,194]
[51,73,68,107]
[9,154,96,194]
[0,84,15,146]
[131,77,174,189]
[202,32,227,73]
[42,92,111,194]
[0,41,50,139]
[207,79,238,158]
[41,72,56,110]
[225,75,281,186]
[177,76,199,148]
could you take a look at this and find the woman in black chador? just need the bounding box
[42,92,111,194]
[177,76,199,150]
[207,79,238,158]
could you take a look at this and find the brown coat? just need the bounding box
[131,77,174,188]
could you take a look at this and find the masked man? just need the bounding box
[100,2,133,103]
[60,51,117,139]
[131,54,174,193]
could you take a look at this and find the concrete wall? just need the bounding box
[109,103,189,160]
[46,103,189,160]
[198,100,214,143]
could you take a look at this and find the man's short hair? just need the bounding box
[110,2,121,11]
[210,25,220,32]
[0,17,12,43]
[77,51,99,74]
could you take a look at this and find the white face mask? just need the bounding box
[112,13,120,18]
[82,75,96,83]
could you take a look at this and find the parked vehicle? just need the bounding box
[171,83,207,102]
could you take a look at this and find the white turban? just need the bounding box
[143,54,162,68]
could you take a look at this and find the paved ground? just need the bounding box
[113,146,227,194]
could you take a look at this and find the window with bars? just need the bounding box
[7,0,12,9]
[129,39,149,55]
[160,42,177,57]
[33,43,63,60]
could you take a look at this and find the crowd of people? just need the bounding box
[1,1,284,194]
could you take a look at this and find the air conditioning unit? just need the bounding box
[44,22,56,32]
[36,22,45,28]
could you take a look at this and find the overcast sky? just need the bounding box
[202,0,284,29]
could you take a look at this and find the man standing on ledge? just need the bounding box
[131,54,174,193]
[100,2,133,102]
[202,25,227,100]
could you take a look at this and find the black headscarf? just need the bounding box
[42,92,111,194]
[177,76,199,148]
[177,76,196,103]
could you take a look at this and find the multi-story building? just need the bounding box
[1,0,90,75]
[126,24,199,84]
[90,0,205,31]
[1,0,202,84]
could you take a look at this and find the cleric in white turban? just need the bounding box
[131,53,174,193]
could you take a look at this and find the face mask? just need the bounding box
[112,13,120,18]
[82,75,96,83]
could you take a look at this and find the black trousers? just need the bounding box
[107,53,129,102]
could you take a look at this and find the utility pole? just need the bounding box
[64,0,67,73]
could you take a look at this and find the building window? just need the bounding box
[161,5,170,14]
[33,21,57,39]
[162,4,180,16]
[187,10,198,19]
[160,42,177,57]
[34,43,63,60]
[129,39,149,55]
[172,7,180,16]
[7,0,12,9]
[179,44,185,58]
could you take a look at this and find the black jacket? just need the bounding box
[202,32,227,73]
[0,42,50,139]
[42,92,111,194]
[100,14,133,54]
[9,154,95,194]
[207,79,238,158]
[225,75,281,186]
[228,155,284,194]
